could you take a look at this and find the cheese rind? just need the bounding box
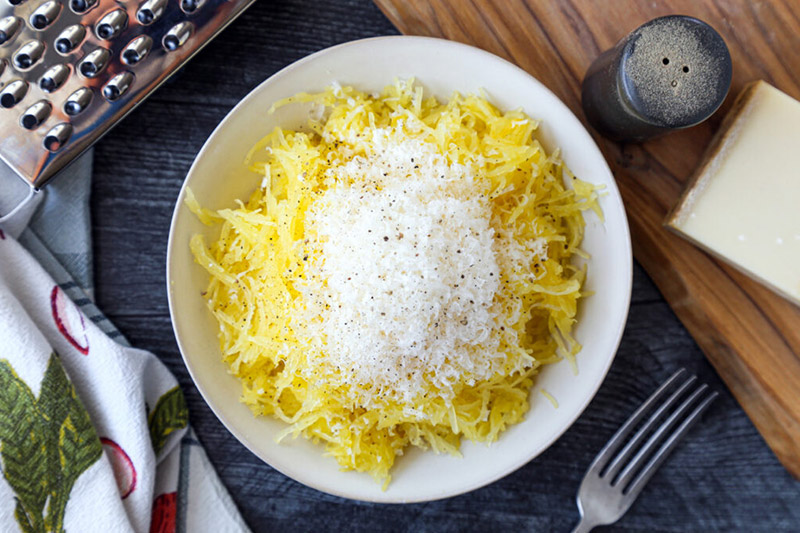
[667,81,800,306]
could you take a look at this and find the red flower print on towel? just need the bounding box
[50,285,89,355]
[150,492,177,533]
[0,228,5,239]
[100,437,137,499]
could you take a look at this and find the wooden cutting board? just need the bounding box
[374,0,800,478]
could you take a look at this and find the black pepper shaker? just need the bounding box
[582,15,732,142]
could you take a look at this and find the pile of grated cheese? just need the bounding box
[188,79,602,486]
[296,130,508,410]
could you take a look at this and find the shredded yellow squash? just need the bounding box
[188,80,601,486]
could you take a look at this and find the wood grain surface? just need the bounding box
[88,0,800,531]
[373,0,800,479]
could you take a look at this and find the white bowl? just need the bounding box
[167,36,632,503]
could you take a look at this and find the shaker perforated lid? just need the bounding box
[620,15,732,128]
[582,15,732,142]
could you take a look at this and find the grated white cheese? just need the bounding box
[294,130,517,408]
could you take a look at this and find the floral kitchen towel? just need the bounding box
[0,233,250,533]
[0,163,249,531]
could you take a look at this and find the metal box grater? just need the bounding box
[0,0,255,188]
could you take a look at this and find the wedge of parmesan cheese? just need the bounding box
[666,81,800,306]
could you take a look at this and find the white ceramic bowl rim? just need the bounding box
[167,35,633,503]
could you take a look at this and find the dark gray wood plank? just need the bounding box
[90,1,800,531]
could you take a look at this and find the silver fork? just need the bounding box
[572,368,718,533]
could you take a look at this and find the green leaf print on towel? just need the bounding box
[0,354,102,533]
[148,387,188,456]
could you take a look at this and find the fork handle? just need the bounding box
[570,517,596,533]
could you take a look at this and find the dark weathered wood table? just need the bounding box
[91,1,800,531]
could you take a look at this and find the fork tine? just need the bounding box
[623,391,718,499]
[614,384,712,490]
[586,368,688,477]
[602,373,697,481]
